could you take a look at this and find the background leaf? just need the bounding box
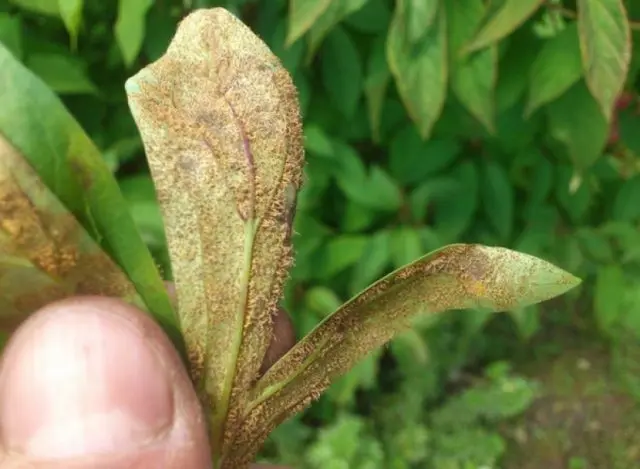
[387,0,447,139]
[577,0,632,121]
[287,0,332,46]
[526,23,583,116]
[465,0,544,53]
[115,0,154,67]
[447,0,497,133]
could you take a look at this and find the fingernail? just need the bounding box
[0,301,175,459]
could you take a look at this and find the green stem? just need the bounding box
[211,219,258,468]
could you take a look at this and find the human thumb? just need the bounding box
[0,296,210,469]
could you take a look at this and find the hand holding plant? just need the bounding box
[0,7,580,469]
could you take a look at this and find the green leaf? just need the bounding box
[496,27,541,112]
[387,0,447,139]
[321,26,363,118]
[349,231,391,296]
[577,0,632,122]
[0,13,23,60]
[447,0,497,133]
[526,23,583,116]
[367,166,403,211]
[612,175,640,222]
[305,286,343,317]
[546,81,608,169]
[58,0,83,48]
[312,235,369,279]
[115,0,153,67]
[526,152,554,207]
[269,20,305,74]
[465,0,545,53]
[250,244,581,446]
[407,0,438,43]
[481,161,514,241]
[306,0,369,58]
[0,43,180,350]
[390,227,423,268]
[364,36,390,142]
[434,161,479,242]
[594,264,625,334]
[287,0,333,46]
[345,0,391,34]
[8,0,59,16]
[510,304,540,340]
[389,125,461,186]
[26,53,97,95]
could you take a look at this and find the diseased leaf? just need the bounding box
[387,0,447,139]
[546,80,608,169]
[58,0,83,48]
[0,135,144,333]
[526,23,583,116]
[247,244,581,458]
[577,0,632,121]
[0,43,179,350]
[287,0,333,46]
[125,9,304,467]
[465,0,545,53]
[447,0,497,133]
[115,0,153,67]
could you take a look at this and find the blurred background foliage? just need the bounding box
[2,0,640,467]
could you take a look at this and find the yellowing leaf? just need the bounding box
[577,0,632,121]
[246,244,581,460]
[287,0,333,46]
[387,0,447,139]
[465,0,545,53]
[115,0,153,67]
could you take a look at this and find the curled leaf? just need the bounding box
[125,8,304,464]
[236,244,580,461]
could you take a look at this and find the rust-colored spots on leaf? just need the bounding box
[125,8,304,465]
[0,135,143,334]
